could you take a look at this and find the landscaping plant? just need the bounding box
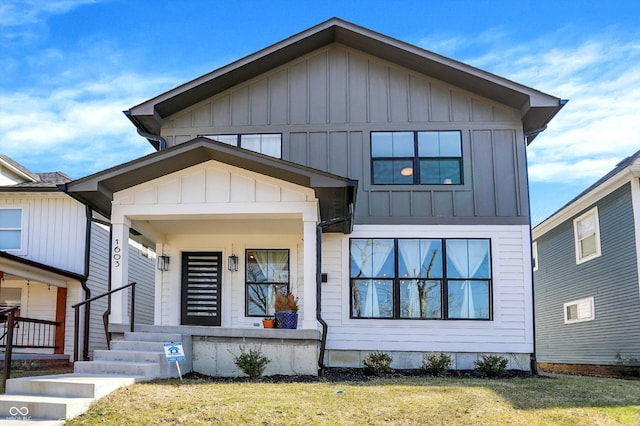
[419,352,453,376]
[363,351,393,375]
[232,346,270,379]
[474,354,508,377]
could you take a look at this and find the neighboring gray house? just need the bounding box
[533,150,640,375]
[63,18,564,375]
[0,155,155,362]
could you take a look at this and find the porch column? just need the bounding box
[110,217,130,324]
[302,220,317,329]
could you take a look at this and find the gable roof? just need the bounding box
[0,155,72,190]
[533,149,640,238]
[125,17,565,146]
[61,138,358,233]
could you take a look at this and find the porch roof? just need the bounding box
[61,138,357,233]
[126,17,565,145]
[0,250,85,286]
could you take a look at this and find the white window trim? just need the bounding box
[564,296,595,324]
[532,241,538,271]
[573,207,601,265]
[0,205,28,255]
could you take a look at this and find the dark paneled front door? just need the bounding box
[181,252,222,326]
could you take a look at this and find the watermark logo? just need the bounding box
[7,406,31,420]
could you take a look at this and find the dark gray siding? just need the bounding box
[534,183,640,365]
[162,44,529,226]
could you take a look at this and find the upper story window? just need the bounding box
[573,207,601,264]
[371,131,462,185]
[349,238,491,320]
[0,208,23,251]
[245,249,289,316]
[532,241,538,271]
[207,133,282,158]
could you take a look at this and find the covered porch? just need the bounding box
[63,138,356,375]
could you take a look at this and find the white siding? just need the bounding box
[0,193,86,273]
[321,224,533,354]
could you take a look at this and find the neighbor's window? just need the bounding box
[207,133,282,158]
[349,238,491,320]
[573,207,601,264]
[532,241,538,271]
[0,208,23,251]
[245,249,289,316]
[371,131,462,185]
[564,297,595,324]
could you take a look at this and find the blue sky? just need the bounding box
[1,0,639,225]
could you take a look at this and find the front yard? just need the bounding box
[65,373,640,425]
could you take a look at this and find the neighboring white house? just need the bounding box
[63,18,565,375]
[0,155,155,362]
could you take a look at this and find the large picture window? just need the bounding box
[350,238,491,320]
[245,249,289,316]
[0,208,23,251]
[371,131,462,185]
[206,133,282,158]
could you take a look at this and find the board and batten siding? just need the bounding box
[534,183,640,365]
[321,224,533,355]
[158,44,529,225]
[0,193,86,273]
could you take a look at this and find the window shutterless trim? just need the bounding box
[244,248,290,317]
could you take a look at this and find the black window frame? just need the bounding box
[205,133,283,158]
[245,248,290,317]
[349,238,492,320]
[371,130,463,185]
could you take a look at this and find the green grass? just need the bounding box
[65,373,640,425]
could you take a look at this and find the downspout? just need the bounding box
[316,216,351,374]
[80,205,93,361]
[136,128,168,151]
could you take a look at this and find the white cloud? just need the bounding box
[0,0,99,27]
[422,28,640,187]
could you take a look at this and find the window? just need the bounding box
[532,241,538,271]
[206,133,282,158]
[0,208,23,251]
[564,297,595,324]
[245,249,289,316]
[371,131,462,185]
[573,207,601,264]
[349,238,491,320]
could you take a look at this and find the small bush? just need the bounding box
[233,346,270,379]
[363,351,393,375]
[420,352,453,376]
[612,353,640,378]
[474,354,508,377]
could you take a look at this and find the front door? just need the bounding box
[181,252,222,326]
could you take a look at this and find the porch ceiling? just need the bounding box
[133,215,303,236]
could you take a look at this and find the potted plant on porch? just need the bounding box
[274,292,298,329]
[262,316,275,328]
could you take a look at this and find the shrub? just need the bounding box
[612,353,640,378]
[233,346,270,379]
[420,352,453,376]
[363,351,393,375]
[474,354,508,377]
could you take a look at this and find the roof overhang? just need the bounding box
[0,251,85,287]
[61,138,358,233]
[126,18,565,146]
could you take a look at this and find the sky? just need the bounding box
[1,0,639,225]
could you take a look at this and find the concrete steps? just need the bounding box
[0,331,192,423]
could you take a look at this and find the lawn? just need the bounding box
[65,373,640,425]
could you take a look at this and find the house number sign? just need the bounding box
[112,238,121,268]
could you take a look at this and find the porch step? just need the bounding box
[0,374,140,422]
[74,360,161,380]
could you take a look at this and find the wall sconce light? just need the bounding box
[157,255,170,271]
[228,254,238,272]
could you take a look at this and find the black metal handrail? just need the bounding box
[1,306,19,390]
[0,317,60,349]
[71,282,136,362]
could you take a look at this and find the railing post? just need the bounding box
[130,284,135,333]
[73,305,81,363]
[2,308,16,390]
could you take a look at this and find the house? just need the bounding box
[62,18,564,376]
[532,150,640,376]
[0,155,155,363]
